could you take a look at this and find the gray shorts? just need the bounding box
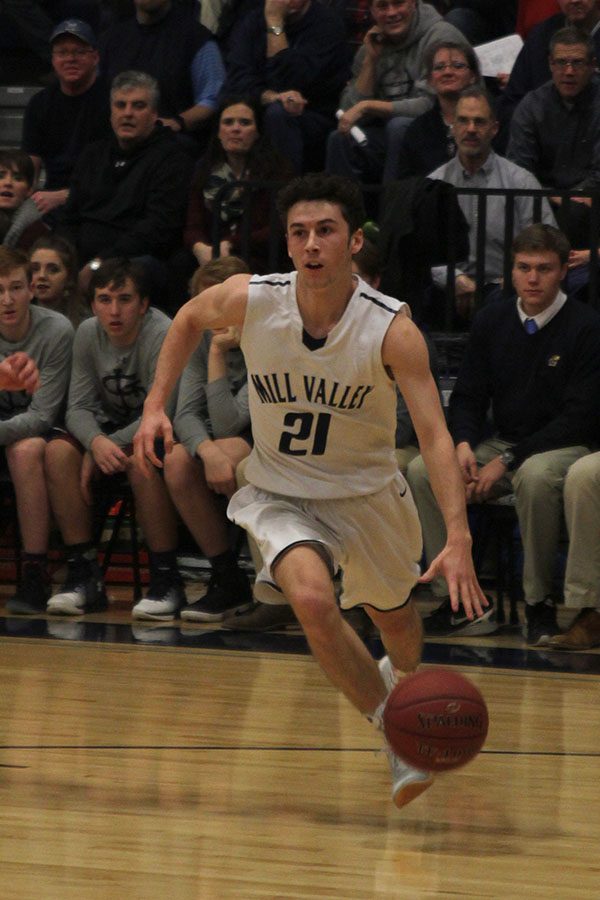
[228,471,422,611]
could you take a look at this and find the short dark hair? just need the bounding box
[89,258,149,301]
[0,150,35,188]
[456,84,498,120]
[276,173,366,234]
[512,224,571,266]
[550,27,595,60]
[424,40,481,80]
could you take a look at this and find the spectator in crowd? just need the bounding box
[498,0,600,136]
[147,255,255,624]
[443,1,517,45]
[396,39,480,178]
[428,85,554,324]
[1,1,102,74]
[22,18,111,221]
[222,0,350,172]
[326,0,468,184]
[57,70,194,294]
[44,257,184,618]
[183,95,294,276]
[0,247,74,615]
[100,0,225,150]
[406,224,600,645]
[0,151,45,251]
[548,451,600,650]
[29,235,87,327]
[507,28,600,260]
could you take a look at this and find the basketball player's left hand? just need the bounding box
[419,540,488,620]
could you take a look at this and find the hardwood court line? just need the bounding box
[2,744,599,759]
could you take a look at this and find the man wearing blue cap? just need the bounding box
[21,17,111,220]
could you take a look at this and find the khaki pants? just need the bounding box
[564,451,600,608]
[406,440,590,603]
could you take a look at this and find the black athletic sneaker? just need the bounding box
[524,598,560,647]
[181,568,253,623]
[6,564,51,615]
[222,601,300,632]
[422,595,498,637]
[47,559,108,616]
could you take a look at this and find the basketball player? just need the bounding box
[134,173,487,809]
[0,352,39,393]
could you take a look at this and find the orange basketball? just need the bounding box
[383,668,488,772]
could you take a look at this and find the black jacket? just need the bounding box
[59,125,194,263]
[378,176,469,324]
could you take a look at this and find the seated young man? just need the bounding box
[45,258,184,617]
[153,256,254,623]
[0,151,45,251]
[0,247,74,614]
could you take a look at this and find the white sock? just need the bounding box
[366,699,387,732]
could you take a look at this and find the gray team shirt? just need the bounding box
[174,330,249,459]
[0,305,73,446]
[66,306,174,449]
[242,272,405,499]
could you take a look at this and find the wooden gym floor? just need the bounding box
[0,572,599,899]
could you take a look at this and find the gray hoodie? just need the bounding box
[341,1,468,118]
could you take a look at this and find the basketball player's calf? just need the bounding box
[368,601,424,677]
[366,602,434,808]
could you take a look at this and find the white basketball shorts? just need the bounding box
[228,471,422,611]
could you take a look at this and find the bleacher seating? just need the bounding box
[0,84,42,149]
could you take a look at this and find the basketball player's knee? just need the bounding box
[288,584,336,631]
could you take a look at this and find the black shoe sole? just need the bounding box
[181,600,253,623]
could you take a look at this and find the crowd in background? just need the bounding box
[1,1,600,653]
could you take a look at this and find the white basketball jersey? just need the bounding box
[241,272,406,499]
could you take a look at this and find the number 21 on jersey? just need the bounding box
[278,412,332,456]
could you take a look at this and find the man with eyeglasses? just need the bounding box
[497,0,600,142]
[21,18,110,220]
[508,28,600,255]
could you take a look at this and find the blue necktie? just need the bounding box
[524,318,538,335]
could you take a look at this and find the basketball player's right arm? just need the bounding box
[133,275,250,473]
